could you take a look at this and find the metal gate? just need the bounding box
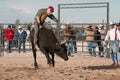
[57,2,109,54]
[0,2,110,55]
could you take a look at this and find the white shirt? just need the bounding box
[105,28,120,41]
[18,29,23,34]
[99,29,106,40]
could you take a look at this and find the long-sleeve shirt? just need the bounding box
[94,30,101,41]
[35,8,59,25]
[17,30,27,43]
[4,29,14,40]
[99,29,106,40]
[105,28,120,41]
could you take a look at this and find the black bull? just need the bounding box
[30,27,69,69]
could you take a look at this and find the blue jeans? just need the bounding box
[109,40,119,53]
[111,53,117,63]
[109,40,119,63]
[87,41,96,56]
[6,40,12,53]
[96,41,104,55]
[65,41,73,55]
[18,41,26,53]
[73,40,77,53]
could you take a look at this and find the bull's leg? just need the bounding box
[32,45,38,69]
[33,51,38,69]
[41,50,52,66]
[46,54,52,66]
[51,53,55,67]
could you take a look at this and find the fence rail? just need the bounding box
[0,23,108,56]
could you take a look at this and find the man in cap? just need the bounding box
[4,25,14,53]
[34,6,59,50]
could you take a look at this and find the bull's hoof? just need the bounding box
[47,64,51,67]
[34,64,39,70]
[47,64,54,68]
[50,64,54,67]
[34,66,39,70]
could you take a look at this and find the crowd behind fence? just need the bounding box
[0,23,108,56]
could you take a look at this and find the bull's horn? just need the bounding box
[56,43,60,47]
[60,40,67,44]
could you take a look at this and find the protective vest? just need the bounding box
[86,30,95,41]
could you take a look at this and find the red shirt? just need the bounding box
[4,28,14,40]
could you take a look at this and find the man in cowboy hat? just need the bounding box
[104,22,120,65]
[85,25,96,56]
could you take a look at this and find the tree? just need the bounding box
[23,21,33,30]
[15,19,20,28]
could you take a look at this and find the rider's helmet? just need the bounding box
[48,6,54,12]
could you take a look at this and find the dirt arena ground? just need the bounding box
[0,51,120,80]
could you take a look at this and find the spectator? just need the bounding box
[4,25,14,53]
[26,26,31,41]
[104,22,115,58]
[99,24,106,40]
[104,22,120,65]
[62,35,73,56]
[17,26,27,53]
[85,25,96,56]
[72,26,78,53]
[116,23,120,61]
[11,25,18,48]
[98,24,106,56]
[63,24,73,56]
[94,26,103,57]
[0,29,2,55]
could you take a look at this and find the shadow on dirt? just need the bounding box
[83,65,120,70]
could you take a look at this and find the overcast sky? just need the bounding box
[0,0,120,24]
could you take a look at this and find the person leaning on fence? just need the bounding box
[85,25,96,56]
[4,25,14,53]
[26,26,31,41]
[94,26,104,57]
[116,23,120,61]
[11,25,18,48]
[0,29,2,55]
[104,22,120,65]
[98,24,106,56]
[71,26,78,53]
[34,6,59,50]
[99,24,106,40]
[61,24,73,56]
[17,26,27,53]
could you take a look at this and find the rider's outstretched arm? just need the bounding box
[48,14,59,23]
